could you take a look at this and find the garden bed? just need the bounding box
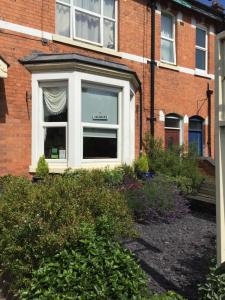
[124,208,216,300]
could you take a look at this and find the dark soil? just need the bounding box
[124,208,216,300]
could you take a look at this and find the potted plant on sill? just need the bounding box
[32,155,49,183]
[134,155,154,180]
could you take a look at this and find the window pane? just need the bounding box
[56,4,70,37]
[103,0,115,19]
[82,86,118,124]
[189,119,202,131]
[75,11,100,43]
[59,0,70,4]
[43,87,67,122]
[161,14,173,39]
[161,39,174,63]
[196,48,206,70]
[74,0,101,14]
[83,128,117,159]
[196,28,206,48]
[44,127,66,159]
[104,19,115,49]
[165,117,180,128]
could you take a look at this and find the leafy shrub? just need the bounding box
[36,155,49,178]
[198,260,225,299]
[0,173,134,291]
[166,175,193,195]
[150,291,186,299]
[134,155,149,173]
[20,222,148,300]
[125,175,189,223]
[143,135,204,191]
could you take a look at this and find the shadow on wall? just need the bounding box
[0,79,8,123]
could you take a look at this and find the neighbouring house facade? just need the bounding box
[0,0,224,176]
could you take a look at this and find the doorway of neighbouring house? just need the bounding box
[165,114,181,149]
[188,116,203,156]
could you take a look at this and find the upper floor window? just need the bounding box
[56,0,116,49]
[160,13,176,64]
[195,27,207,71]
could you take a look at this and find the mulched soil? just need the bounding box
[123,207,216,300]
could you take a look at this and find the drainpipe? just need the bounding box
[207,83,213,157]
[139,83,143,155]
[149,0,157,137]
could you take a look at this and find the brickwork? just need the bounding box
[0,0,219,175]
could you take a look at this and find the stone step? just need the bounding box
[198,188,216,196]
[187,194,216,205]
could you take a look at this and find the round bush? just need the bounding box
[20,223,148,300]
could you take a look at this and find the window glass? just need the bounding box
[44,127,66,159]
[75,11,100,43]
[103,0,115,19]
[83,128,117,159]
[60,0,70,4]
[196,28,206,48]
[196,48,206,70]
[161,39,174,63]
[82,86,118,124]
[56,4,70,37]
[161,14,173,39]
[103,19,115,49]
[189,119,202,131]
[43,87,68,122]
[165,117,180,128]
[74,0,101,14]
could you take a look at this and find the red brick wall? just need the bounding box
[0,0,217,175]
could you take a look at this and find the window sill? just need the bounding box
[53,34,122,58]
[158,61,179,72]
[29,162,122,174]
[194,69,213,79]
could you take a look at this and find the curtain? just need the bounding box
[161,39,174,63]
[74,0,101,14]
[103,0,115,19]
[56,4,70,37]
[104,19,115,49]
[75,11,100,43]
[43,87,67,115]
[161,14,173,39]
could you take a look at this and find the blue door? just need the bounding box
[189,118,203,156]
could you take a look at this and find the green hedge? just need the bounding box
[0,172,134,291]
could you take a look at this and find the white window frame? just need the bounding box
[160,12,176,65]
[56,0,118,50]
[31,71,135,171]
[195,26,208,73]
[40,81,68,166]
[165,114,183,146]
[81,83,122,163]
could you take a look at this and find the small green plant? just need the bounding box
[36,155,49,178]
[198,260,225,299]
[134,155,149,173]
[20,223,148,300]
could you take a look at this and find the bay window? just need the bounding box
[56,0,116,49]
[31,71,134,171]
[160,13,176,64]
[196,27,207,72]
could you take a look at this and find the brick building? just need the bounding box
[0,0,224,175]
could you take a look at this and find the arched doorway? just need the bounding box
[188,116,204,156]
[165,114,182,149]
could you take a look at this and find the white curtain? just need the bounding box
[104,19,115,49]
[74,0,101,13]
[43,87,67,115]
[103,0,115,19]
[75,11,100,43]
[161,14,173,39]
[56,4,70,37]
